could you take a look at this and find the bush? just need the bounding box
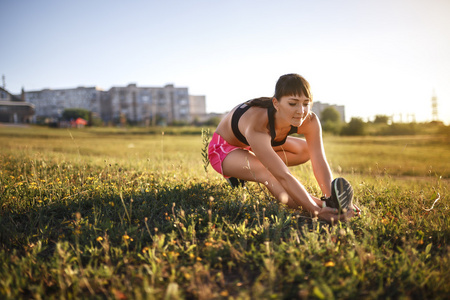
[438,124,450,136]
[379,123,417,135]
[341,117,366,136]
[203,117,221,127]
[320,107,342,135]
[373,115,390,124]
[62,108,90,121]
[322,120,342,135]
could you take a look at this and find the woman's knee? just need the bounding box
[285,138,310,164]
[275,146,309,166]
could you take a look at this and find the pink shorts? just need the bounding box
[208,132,251,178]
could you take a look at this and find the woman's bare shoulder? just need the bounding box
[241,106,269,133]
[298,112,320,135]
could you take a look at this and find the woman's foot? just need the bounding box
[323,177,354,213]
[226,177,246,188]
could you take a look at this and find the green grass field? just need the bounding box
[1,126,449,299]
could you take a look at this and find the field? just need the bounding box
[0,126,449,299]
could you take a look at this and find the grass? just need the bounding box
[0,126,449,299]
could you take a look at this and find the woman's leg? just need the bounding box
[273,136,310,166]
[222,149,302,209]
[221,146,357,221]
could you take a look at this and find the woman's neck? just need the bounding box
[273,110,292,130]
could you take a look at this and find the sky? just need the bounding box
[1,0,450,123]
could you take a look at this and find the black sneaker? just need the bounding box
[226,177,246,188]
[323,177,353,212]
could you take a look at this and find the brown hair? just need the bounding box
[274,73,312,101]
[247,73,312,108]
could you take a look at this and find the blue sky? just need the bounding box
[1,0,449,123]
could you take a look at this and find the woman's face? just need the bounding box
[274,94,311,127]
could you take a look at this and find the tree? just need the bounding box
[320,107,342,135]
[380,123,417,135]
[341,117,366,136]
[374,115,390,124]
[62,108,90,121]
[321,107,341,123]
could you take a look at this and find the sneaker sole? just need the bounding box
[332,177,353,211]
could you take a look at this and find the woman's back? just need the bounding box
[215,103,270,147]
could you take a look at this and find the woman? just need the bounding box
[208,73,359,223]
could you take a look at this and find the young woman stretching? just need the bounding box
[208,73,359,223]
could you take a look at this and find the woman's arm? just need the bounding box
[245,127,323,214]
[303,114,359,218]
[237,109,349,222]
[303,113,333,197]
[247,130,352,222]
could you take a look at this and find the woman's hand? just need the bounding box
[317,206,356,224]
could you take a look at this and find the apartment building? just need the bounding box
[26,86,103,121]
[24,83,204,125]
[189,95,207,122]
[106,84,190,125]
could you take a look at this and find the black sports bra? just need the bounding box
[231,102,298,147]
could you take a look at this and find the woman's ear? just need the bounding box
[272,97,279,111]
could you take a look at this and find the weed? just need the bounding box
[201,128,211,175]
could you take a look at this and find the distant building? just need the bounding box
[106,84,191,125]
[25,86,103,122]
[0,87,35,123]
[22,83,205,125]
[312,101,346,122]
[189,95,208,122]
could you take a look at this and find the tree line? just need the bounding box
[59,107,448,136]
[319,107,449,136]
